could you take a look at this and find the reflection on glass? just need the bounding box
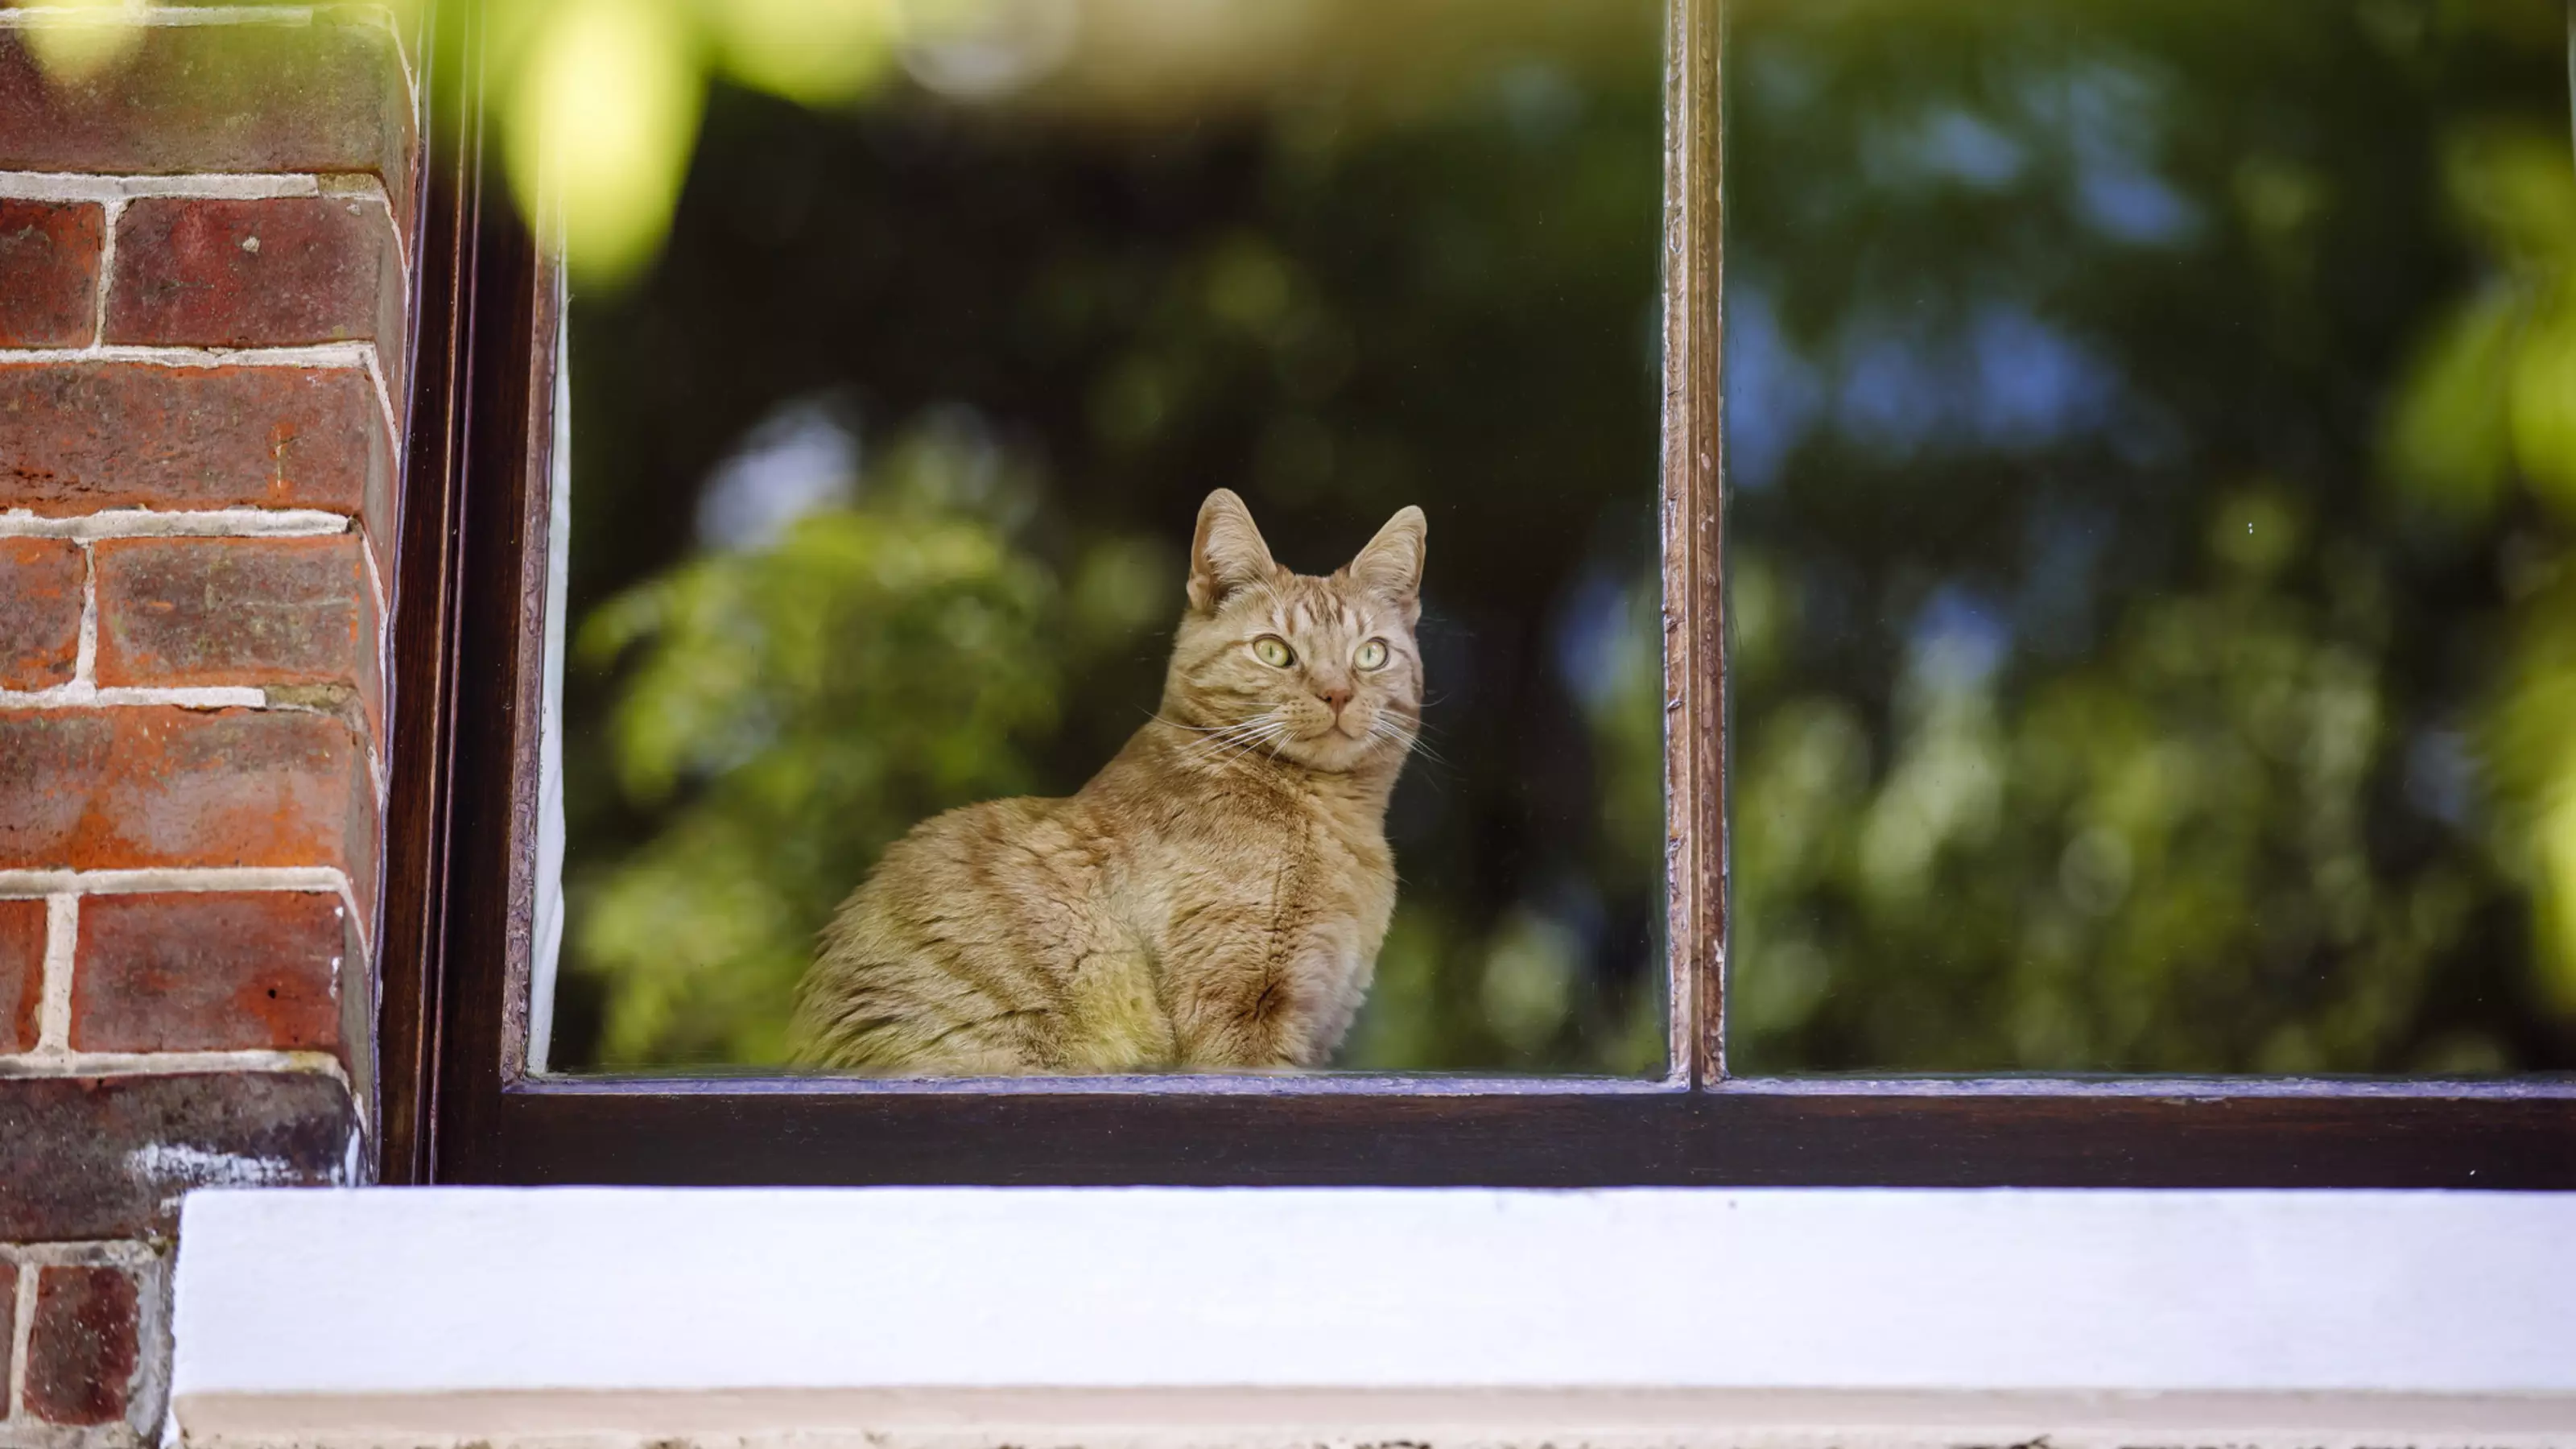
[546,0,1666,1075]
[1728,0,2576,1073]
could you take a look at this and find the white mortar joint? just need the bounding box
[0,342,378,369]
[34,894,76,1055]
[0,508,353,540]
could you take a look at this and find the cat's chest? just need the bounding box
[1144,793,1390,916]
[1257,795,1387,881]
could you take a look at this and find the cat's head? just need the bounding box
[1163,488,1426,774]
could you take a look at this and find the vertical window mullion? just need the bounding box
[1661,0,1727,1086]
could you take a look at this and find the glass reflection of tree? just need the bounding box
[558,2,1673,1072]
[574,419,1084,1066]
[558,0,2576,1075]
[1728,0,2576,1072]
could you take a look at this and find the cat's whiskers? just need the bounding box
[1248,717,1300,763]
[1174,712,1286,769]
[1153,712,1248,740]
[1178,731,1258,766]
[1367,711,1440,768]
[1157,711,1256,744]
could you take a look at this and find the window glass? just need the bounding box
[1727,0,2576,1073]
[539,0,1669,1076]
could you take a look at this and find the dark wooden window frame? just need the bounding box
[378,0,2576,1189]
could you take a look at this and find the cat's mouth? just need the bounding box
[1278,717,1367,750]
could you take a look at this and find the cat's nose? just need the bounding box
[1316,685,1353,715]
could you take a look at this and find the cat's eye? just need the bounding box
[1253,636,1295,668]
[1356,639,1389,671]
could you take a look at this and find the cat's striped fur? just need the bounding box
[789,489,1426,1073]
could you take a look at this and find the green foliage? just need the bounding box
[556,15,1672,1075]
[1726,0,2576,1072]
[569,432,1078,1066]
[560,0,2576,1077]
[2384,282,2520,521]
[1734,499,2497,1071]
[2391,122,2576,522]
[2481,573,2576,1015]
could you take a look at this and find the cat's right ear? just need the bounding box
[1188,488,1278,613]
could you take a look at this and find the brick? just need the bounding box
[0,709,375,910]
[26,1263,142,1426]
[0,1071,355,1238]
[0,1259,12,1393]
[0,362,393,543]
[0,536,85,691]
[93,535,379,741]
[0,199,102,346]
[73,891,350,1054]
[107,196,407,394]
[0,21,412,193]
[0,896,41,1053]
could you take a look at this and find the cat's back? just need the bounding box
[821,791,1113,968]
[793,791,1158,1071]
[878,791,1101,897]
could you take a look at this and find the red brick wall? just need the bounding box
[0,7,416,1439]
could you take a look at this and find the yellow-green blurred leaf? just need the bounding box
[505,0,705,285]
[2479,575,2576,1017]
[2443,120,2576,266]
[2509,295,2576,516]
[18,0,142,81]
[708,0,899,105]
[2384,283,2518,522]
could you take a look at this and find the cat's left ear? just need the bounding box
[1189,488,1279,613]
[1345,505,1427,622]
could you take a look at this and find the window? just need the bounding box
[533,0,1674,1084]
[1727,0,2576,1080]
[381,0,2574,1186]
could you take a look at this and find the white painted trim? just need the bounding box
[170,1188,2576,1447]
[166,1387,2576,1449]
[526,289,571,1072]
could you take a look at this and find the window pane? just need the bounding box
[1726,0,2576,1072]
[539,0,1669,1075]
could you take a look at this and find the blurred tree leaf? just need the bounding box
[571,440,1063,1065]
[2508,295,2576,514]
[2384,282,2517,523]
[2481,573,2576,1015]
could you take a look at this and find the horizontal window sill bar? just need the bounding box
[460,1088,2576,1187]
[173,1187,2576,1447]
[513,1070,1690,1096]
[506,1071,2576,1100]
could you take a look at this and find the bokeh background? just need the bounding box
[27,0,2569,1078]
[1725,0,2576,1073]
[543,0,1674,1072]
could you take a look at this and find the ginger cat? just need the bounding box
[791,489,1427,1074]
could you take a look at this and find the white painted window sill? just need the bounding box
[171,1187,2576,1447]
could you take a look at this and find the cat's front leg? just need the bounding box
[1168,931,1364,1070]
